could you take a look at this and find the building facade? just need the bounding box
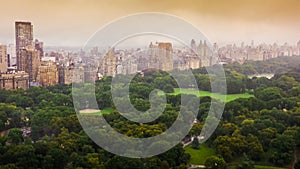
[18,46,40,82]
[7,44,16,67]
[0,72,29,90]
[148,42,174,71]
[37,61,58,86]
[34,39,44,57]
[0,45,7,73]
[15,21,33,71]
[99,49,117,77]
[58,64,84,84]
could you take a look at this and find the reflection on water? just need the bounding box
[248,73,274,79]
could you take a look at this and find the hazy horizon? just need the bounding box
[1,0,300,47]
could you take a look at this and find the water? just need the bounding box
[248,73,274,79]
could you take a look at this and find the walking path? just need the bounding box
[189,164,205,168]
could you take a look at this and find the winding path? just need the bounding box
[189,164,205,168]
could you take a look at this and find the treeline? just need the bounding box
[224,55,300,75]
[0,81,193,169]
[0,56,299,168]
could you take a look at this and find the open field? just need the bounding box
[184,144,216,165]
[254,165,287,169]
[170,88,254,103]
[79,107,113,115]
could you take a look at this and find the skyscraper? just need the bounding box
[15,21,33,71]
[0,45,7,72]
[7,44,16,67]
[15,21,41,82]
[34,39,44,57]
[19,46,40,82]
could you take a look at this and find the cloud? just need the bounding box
[0,0,299,46]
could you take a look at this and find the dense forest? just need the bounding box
[0,56,300,169]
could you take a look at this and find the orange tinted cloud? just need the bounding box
[0,0,299,46]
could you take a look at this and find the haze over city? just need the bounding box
[0,0,300,46]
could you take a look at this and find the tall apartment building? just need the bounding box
[99,49,117,77]
[15,21,33,71]
[0,45,7,73]
[7,44,16,67]
[19,46,40,82]
[0,71,29,90]
[148,42,173,71]
[38,61,58,86]
[34,39,44,57]
[198,40,212,66]
[15,21,42,82]
[58,64,84,84]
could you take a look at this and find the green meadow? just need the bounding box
[79,107,113,115]
[184,144,216,165]
[254,165,287,169]
[169,88,254,103]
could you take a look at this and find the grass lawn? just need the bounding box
[184,144,216,165]
[170,88,254,103]
[254,165,287,169]
[80,107,113,115]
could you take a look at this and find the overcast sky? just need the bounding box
[0,0,300,47]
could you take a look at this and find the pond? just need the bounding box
[248,73,274,79]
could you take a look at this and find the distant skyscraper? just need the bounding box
[34,39,44,57]
[191,39,197,51]
[0,45,7,72]
[7,44,16,67]
[15,21,33,71]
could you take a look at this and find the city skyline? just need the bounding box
[0,0,300,46]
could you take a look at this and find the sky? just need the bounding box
[0,0,300,47]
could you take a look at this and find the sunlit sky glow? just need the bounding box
[0,0,299,47]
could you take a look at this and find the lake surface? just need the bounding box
[248,73,275,79]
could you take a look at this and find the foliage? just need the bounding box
[0,57,300,168]
[204,156,226,169]
[191,137,200,149]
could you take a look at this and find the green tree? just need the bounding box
[160,160,170,169]
[105,156,144,169]
[257,127,277,150]
[204,156,226,169]
[254,87,283,101]
[270,134,296,166]
[0,163,18,169]
[274,75,297,91]
[86,153,104,169]
[46,148,68,169]
[191,137,200,149]
[8,128,23,144]
[1,145,38,169]
[235,153,254,169]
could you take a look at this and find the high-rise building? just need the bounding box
[19,46,40,82]
[148,42,173,71]
[15,21,33,71]
[37,61,58,86]
[191,39,197,51]
[157,42,173,71]
[0,45,7,73]
[7,44,16,67]
[34,39,44,57]
[58,63,84,84]
[99,49,117,77]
